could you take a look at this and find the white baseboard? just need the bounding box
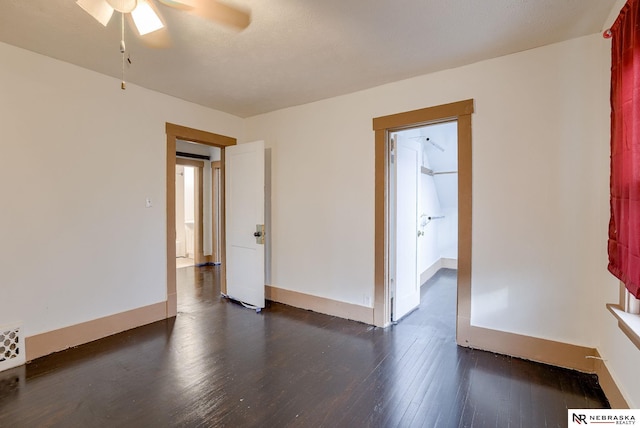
[420,257,458,285]
[441,257,457,269]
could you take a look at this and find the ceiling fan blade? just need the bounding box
[76,0,115,26]
[125,14,172,48]
[155,0,193,11]
[131,0,165,35]
[189,0,251,30]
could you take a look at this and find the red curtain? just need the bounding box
[609,0,640,299]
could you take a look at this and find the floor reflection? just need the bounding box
[0,266,608,427]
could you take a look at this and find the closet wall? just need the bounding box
[417,121,458,284]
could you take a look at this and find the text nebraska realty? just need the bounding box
[573,413,636,424]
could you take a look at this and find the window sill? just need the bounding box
[607,303,640,351]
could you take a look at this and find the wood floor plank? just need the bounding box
[0,267,609,427]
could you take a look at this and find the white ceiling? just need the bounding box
[0,0,617,118]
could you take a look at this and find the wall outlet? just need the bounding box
[364,295,372,307]
[145,198,152,208]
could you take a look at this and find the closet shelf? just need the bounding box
[421,166,458,176]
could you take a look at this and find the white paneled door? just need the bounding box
[392,135,421,321]
[225,141,265,309]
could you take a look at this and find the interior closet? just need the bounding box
[413,121,459,284]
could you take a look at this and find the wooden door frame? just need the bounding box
[175,158,205,264]
[166,123,236,317]
[372,100,474,345]
[211,161,222,263]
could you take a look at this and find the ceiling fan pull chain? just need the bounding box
[120,12,126,90]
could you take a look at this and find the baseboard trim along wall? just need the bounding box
[458,320,597,371]
[25,301,168,362]
[457,319,629,408]
[420,258,458,285]
[266,280,628,407]
[265,285,374,325]
[593,354,630,408]
[21,286,629,408]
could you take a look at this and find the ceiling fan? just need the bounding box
[76,0,250,89]
[76,0,251,37]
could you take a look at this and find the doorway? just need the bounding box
[174,142,222,270]
[165,123,237,318]
[372,100,474,345]
[175,164,196,268]
[390,121,459,323]
[175,155,206,268]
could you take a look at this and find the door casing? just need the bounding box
[166,123,236,317]
[211,161,222,263]
[372,100,474,346]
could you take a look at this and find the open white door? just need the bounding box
[392,134,421,321]
[225,140,265,309]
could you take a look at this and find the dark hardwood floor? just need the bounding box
[0,267,608,427]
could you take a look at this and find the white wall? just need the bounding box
[245,101,376,307]
[435,180,458,260]
[245,34,607,344]
[183,166,195,257]
[0,41,243,337]
[245,32,640,405]
[418,165,441,274]
[175,165,187,257]
[426,122,458,261]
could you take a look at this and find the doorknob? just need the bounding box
[254,224,265,245]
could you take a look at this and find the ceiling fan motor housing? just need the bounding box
[106,0,138,13]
